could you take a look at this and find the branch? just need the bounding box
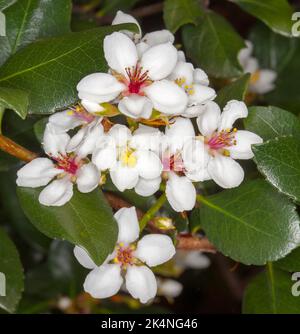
[0,134,38,162]
[104,191,216,253]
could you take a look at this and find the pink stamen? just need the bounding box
[116,245,134,268]
[53,155,81,175]
[124,65,150,95]
[70,106,95,123]
[162,153,185,173]
[207,129,237,151]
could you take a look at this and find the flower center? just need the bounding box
[120,148,137,168]
[53,154,81,175]
[250,70,260,85]
[125,65,150,95]
[114,243,135,268]
[162,152,185,173]
[175,77,195,96]
[67,105,95,123]
[207,128,237,154]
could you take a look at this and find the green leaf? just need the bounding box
[199,179,300,265]
[0,86,29,119]
[17,187,118,265]
[215,73,250,109]
[0,24,138,115]
[0,0,72,66]
[243,264,300,314]
[0,227,24,313]
[275,247,300,272]
[253,136,300,202]
[100,0,140,16]
[182,11,244,78]
[231,0,295,37]
[163,0,204,33]
[249,23,298,73]
[0,0,16,11]
[244,106,300,141]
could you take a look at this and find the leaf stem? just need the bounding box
[139,193,167,231]
[266,262,277,314]
[0,106,5,134]
[0,134,38,162]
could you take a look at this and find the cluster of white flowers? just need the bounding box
[15,11,264,304]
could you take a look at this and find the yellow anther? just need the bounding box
[250,70,260,84]
[223,150,230,157]
[67,110,74,116]
[120,148,137,167]
[233,128,237,132]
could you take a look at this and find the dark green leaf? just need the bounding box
[215,74,250,108]
[253,136,300,202]
[275,247,300,272]
[33,117,48,143]
[243,264,300,314]
[17,187,118,265]
[199,180,300,265]
[0,0,16,11]
[0,227,24,313]
[100,0,140,16]
[0,0,72,66]
[231,0,294,37]
[249,23,298,73]
[0,24,138,115]
[244,106,300,141]
[163,0,204,33]
[0,87,29,119]
[182,11,244,78]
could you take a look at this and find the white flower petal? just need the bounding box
[166,172,196,212]
[81,100,104,113]
[188,84,216,105]
[73,246,96,269]
[141,43,178,80]
[165,117,195,154]
[135,234,176,267]
[185,167,211,182]
[76,163,99,193]
[158,279,183,298]
[250,69,277,94]
[38,177,73,206]
[244,57,259,73]
[108,124,131,147]
[110,161,139,191]
[168,61,194,85]
[176,250,211,269]
[43,123,70,157]
[16,158,61,187]
[118,95,153,119]
[92,137,117,170]
[142,30,175,46]
[130,124,162,152]
[136,150,162,179]
[237,40,253,68]
[193,68,209,86]
[104,32,138,76]
[196,101,221,136]
[208,154,244,189]
[136,41,150,58]
[218,100,248,131]
[177,50,186,62]
[77,73,125,103]
[135,176,161,197]
[125,265,157,304]
[181,105,205,118]
[144,80,188,115]
[182,138,210,172]
[49,110,83,131]
[114,207,140,244]
[84,264,123,299]
[112,10,142,41]
[227,130,263,159]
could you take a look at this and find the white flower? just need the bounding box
[74,207,176,304]
[175,250,211,270]
[92,124,162,193]
[157,278,183,299]
[77,32,187,118]
[16,124,100,206]
[112,10,142,42]
[238,40,277,94]
[168,60,216,117]
[196,100,263,188]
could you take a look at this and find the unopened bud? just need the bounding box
[99,173,107,186]
[153,217,175,231]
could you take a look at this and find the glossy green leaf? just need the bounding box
[243,264,300,314]
[0,23,138,115]
[231,0,294,37]
[163,0,204,33]
[215,74,250,108]
[199,180,300,265]
[0,0,72,66]
[275,247,300,272]
[244,106,300,141]
[182,11,244,78]
[249,23,298,73]
[0,0,16,10]
[17,187,118,265]
[0,87,29,119]
[0,227,24,313]
[253,136,300,202]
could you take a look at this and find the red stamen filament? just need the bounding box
[115,245,134,268]
[207,129,237,151]
[53,155,80,175]
[125,65,150,95]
